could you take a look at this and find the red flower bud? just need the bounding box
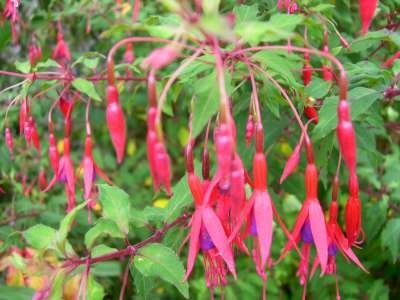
[253,152,267,190]
[106,85,126,163]
[337,101,357,173]
[345,195,362,246]
[304,106,319,124]
[214,123,233,179]
[48,133,60,173]
[302,53,312,86]
[5,127,14,156]
[154,142,172,196]
[141,45,179,71]
[359,0,378,35]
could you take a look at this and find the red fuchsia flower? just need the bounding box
[345,173,363,246]
[29,117,41,152]
[43,137,75,198]
[302,53,313,86]
[141,45,179,71]
[336,100,357,174]
[48,132,60,174]
[359,0,378,35]
[322,45,333,82]
[245,114,255,147]
[2,0,19,23]
[146,106,173,196]
[28,40,42,66]
[52,28,71,66]
[106,84,126,164]
[280,163,329,275]
[184,148,236,286]
[4,127,14,156]
[304,106,319,124]
[81,135,113,199]
[19,97,29,135]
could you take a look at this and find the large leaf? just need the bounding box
[0,287,34,300]
[313,87,381,140]
[23,224,56,250]
[134,243,189,298]
[381,217,400,263]
[98,184,131,235]
[84,218,125,249]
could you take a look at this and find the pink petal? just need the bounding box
[184,210,202,280]
[202,206,237,278]
[280,142,301,184]
[309,199,328,275]
[83,156,94,199]
[254,190,273,270]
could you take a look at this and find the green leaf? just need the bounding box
[98,184,131,235]
[233,4,260,26]
[131,266,155,299]
[381,218,400,263]
[202,0,220,14]
[252,51,301,88]
[304,78,331,99]
[134,243,189,298]
[57,202,86,253]
[363,198,388,241]
[71,78,101,101]
[84,218,125,249]
[23,224,56,250]
[367,279,389,300]
[235,14,303,45]
[313,87,381,140]
[34,59,60,70]
[48,270,66,300]
[91,261,122,277]
[15,60,31,73]
[87,276,105,300]
[0,287,34,300]
[164,174,193,222]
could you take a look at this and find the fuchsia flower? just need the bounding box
[52,28,71,66]
[184,172,237,284]
[2,0,19,22]
[280,163,328,275]
[81,135,113,199]
[43,137,76,211]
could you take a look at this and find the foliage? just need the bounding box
[0,0,399,299]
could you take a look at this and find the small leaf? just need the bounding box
[23,224,56,250]
[87,276,106,300]
[34,59,60,70]
[98,184,131,235]
[71,78,101,101]
[57,202,86,253]
[85,218,125,249]
[15,60,31,73]
[164,174,192,222]
[381,217,400,263]
[134,243,189,298]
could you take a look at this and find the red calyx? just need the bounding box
[106,85,127,164]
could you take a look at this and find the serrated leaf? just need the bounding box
[131,266,155,299]
[98,184,131,235]
[71,78,101,101]
[381,218,400,263]
[23,224,56,250]
[15,60,31,73]
[85,218,125,249]
[57,202,86,253]
[134,243,189,298]
[305,78,331,99]
[313,87,380,140]
[233,4,260,25]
